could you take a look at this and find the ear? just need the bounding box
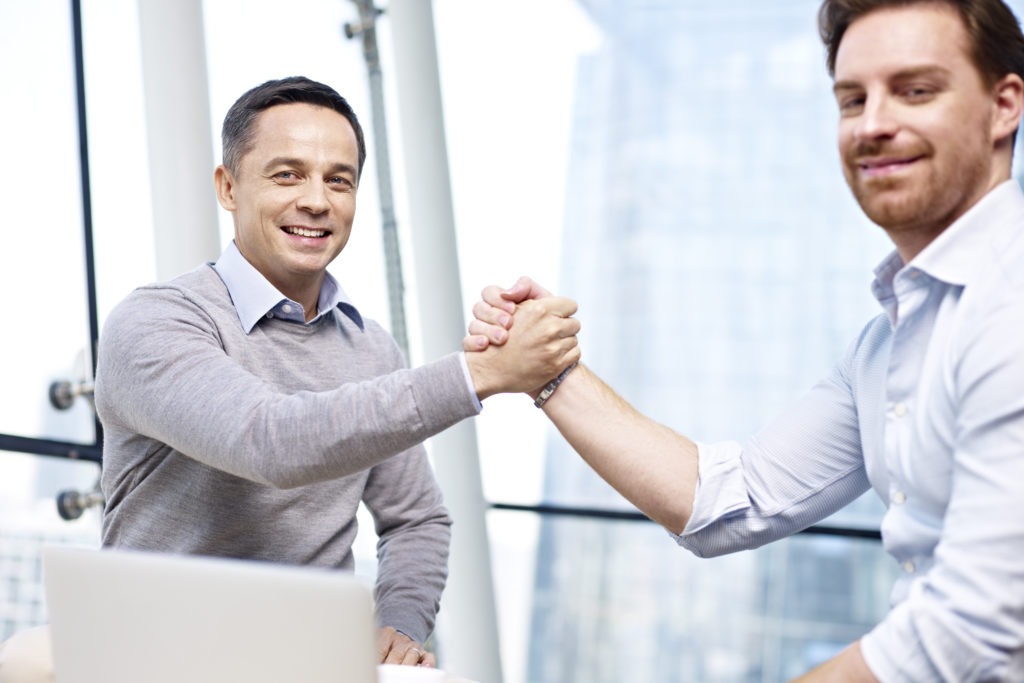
[213,165,238,211]
[991,72,1024,145]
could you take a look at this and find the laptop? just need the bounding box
[42,546,378,683]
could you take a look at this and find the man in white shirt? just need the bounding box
[467,0,1024,680]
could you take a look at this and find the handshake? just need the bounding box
[461,276,581,402]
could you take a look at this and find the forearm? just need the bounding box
[365,453,452,642]
[373,518,451,642]
[540,364,699,534]
[790,641,877,682]
[99,331,476,487]
[198,355,476,486]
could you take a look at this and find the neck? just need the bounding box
[271,273,324,323]
[890,164,1012,264]
[291,282,322,323]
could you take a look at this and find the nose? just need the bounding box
[854,92,898,142]
[296,179,330,214]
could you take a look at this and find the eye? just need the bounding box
[902,86,935,102]
[838,95,865,116]
[274,171,300,183]
[328,176,354,189]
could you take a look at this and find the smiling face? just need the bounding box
[833,3,1011,259]
[214,102,359,309]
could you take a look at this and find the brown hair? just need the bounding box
[221,76,366,177]
[818,0,1024,87]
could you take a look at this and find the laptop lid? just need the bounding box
[42,546,377,683]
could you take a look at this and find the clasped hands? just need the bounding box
[463,277,579,400]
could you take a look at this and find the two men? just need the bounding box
[92,77,579,669]
[469,0,1024,679]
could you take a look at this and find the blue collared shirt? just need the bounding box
[677,181,1024,681]
[212,241,363,333]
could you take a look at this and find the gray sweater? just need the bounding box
[95,264,479,641]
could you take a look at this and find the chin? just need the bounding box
[856,188,921,227]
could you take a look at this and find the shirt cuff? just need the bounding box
[459,353,484,413]
[668,440,750,544]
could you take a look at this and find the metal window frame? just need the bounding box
[490,502,882,540]
[0,0,102,465]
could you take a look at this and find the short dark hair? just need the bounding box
[818,0,1024,87]
[221,76,367,177]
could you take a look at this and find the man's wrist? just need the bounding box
[458,353,485,411]
[464,352,497,401]
[534,361,578,408]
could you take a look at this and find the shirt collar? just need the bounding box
[872,180,1024,302]
[212,241,364,334]
[911,179,1024,286]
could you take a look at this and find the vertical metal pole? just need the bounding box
[387,2,503,680]
[345,1,409,358]
[137,0,221,281]
[70,0,102,450]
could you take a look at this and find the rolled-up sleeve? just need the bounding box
[670,355,870,558]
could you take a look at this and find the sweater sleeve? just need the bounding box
[95,284,480,488]
[362,445,452,642]
[358,333,452,642]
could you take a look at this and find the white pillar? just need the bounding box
[387,2,503,681]
[137,0,221,280]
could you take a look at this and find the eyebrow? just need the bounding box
[833,65,952,94]
[261,157,358,176]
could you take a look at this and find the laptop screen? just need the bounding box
[43,546,377,683]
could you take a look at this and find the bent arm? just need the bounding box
[539,363,700,534]
[95,286,478,488]
[363,446,452,643]
[466,277,868,541]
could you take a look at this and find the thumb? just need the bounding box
[502,276,552,302]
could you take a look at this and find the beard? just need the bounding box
[843,137,991,240]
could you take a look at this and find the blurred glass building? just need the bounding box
[524,1,908,680]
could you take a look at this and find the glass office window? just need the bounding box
[0,0,104,642]
[438,1,1024,680]
[0,1,95,447]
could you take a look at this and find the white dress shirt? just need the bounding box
[675,180,1024,681]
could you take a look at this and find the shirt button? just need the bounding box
[281,304,293,314]
[894,402,908,417]
[892,491,906,504]
[266,312,274,319]
[903,560,915,573]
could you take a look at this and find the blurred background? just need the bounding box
[3,1,1024,681]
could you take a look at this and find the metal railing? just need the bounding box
[490,501,882,540]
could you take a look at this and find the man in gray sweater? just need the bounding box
[88,76,581,671]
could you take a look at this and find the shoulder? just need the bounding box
[843,312,892,368]
[101,265,235,347]
[945,231,1024,398]
[956,224,1024,333]
[108,265,230,322]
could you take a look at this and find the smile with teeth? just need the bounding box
[283,226,328,238]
